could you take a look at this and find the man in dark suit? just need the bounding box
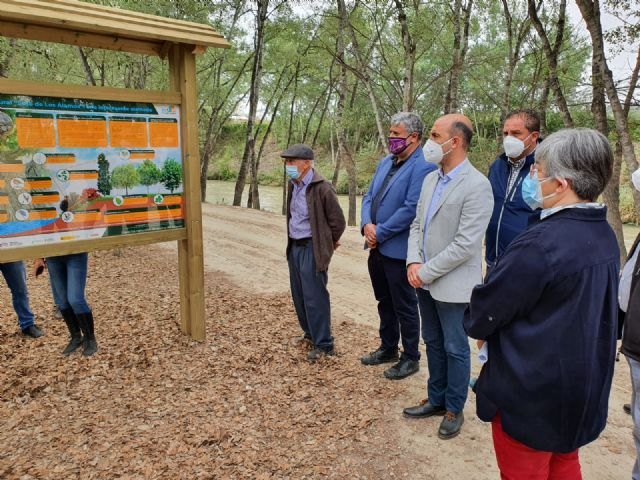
[360,112,436,380]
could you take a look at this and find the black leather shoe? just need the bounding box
[360,347,399,366]
[624,403,632,415]
[403,399,446,418]
[22,324,44,338]
[384,356,419,380]
[438,411,464,439]
[308,347,336,362]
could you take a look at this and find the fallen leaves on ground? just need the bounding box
[0,246,411,479]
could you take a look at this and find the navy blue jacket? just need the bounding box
[361,147,436,260]
[465,207,619,453]
[485,150,536,266]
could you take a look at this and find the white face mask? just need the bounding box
[632,167,640,191]
[423,138,453,165]
[503,133,532,159]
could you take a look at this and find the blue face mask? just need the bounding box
[521,173,554,210]
[285,165,299,179]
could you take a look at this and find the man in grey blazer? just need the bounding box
[402,113,493,440]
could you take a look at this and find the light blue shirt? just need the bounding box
[288,169,313,239]
[421,160,468,289]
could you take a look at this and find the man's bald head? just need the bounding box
[437,113,473,150]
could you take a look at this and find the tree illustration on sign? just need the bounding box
[97,153,112,196]
[138,159,162,194]
[111,164,139,195]
[161,158,182,193]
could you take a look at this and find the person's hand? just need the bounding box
[33,258,46,277]
[407,263,424,288]
[477,340,486,349]
[363,223,377,245]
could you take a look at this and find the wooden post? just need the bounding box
[169,44,206,340]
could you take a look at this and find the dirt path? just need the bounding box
[168,203,635,479]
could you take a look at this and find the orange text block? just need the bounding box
[57,116,108,148]
[0,164,25,174]
[104,207,182,224]
[46,154,76,164]
[0,180,5,189]
[149,119,179,148]
[122,196,150,207]
[163,195,182,206]
[0,196,9,205]
[69,171,98,181]
[31,193,60,204]
[129,150,155,161]
[30,209,57,220]
[109,118,148,148]
[15,114,56,148]
[72,211,102,223]
[25,178,53,190]
[0,212,8,222]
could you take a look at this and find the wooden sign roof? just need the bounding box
[0,0,230,56]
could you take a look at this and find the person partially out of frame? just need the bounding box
[465,128,619,479]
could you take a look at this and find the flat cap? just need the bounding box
[280,143,314,160]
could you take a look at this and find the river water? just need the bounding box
[205,180,362,219]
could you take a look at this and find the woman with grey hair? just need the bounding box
[464,128,619,478]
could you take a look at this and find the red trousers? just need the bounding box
[491,415,582,480]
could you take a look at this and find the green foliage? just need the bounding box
[97,153,112,196]
[138,159,162,193]
[161,158,183,193]
[111,164,139,195]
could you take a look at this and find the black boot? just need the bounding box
[76,312,98,357]
[60,308,83,356]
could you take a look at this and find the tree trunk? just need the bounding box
[336,0,357,226]
[444,0,473,113]
[528,0,573,127]
[77,47,97,86]
[233,0,268,206]
[394,0,416,111]
[576,0,640,219]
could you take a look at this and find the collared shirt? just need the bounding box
[540,202,604,220]
[506,157,526,197]
[421,160,468,289]
[288,169,313,239]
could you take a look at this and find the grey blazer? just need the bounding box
[407,160,494,303]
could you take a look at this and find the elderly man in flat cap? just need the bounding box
[282,144,346,361]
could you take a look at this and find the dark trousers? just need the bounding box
[367,249,420,360]
[287,240,333,350]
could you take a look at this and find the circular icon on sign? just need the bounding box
[15,209,29,221]
[56,169,70,182]
[119,149,130,160]
[113,196,124,207]
[33,152,46,165]
[10,177,24,190]
[153,194,164,205]
[61,211,74,223]
[17,192,32,205]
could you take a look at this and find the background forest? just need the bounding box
[0,0,638,254]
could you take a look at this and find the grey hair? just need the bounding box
[534,128,613,201]
[390,112,424,139]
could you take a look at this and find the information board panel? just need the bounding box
[0,94,184,249]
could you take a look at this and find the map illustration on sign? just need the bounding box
[0,94,184,249]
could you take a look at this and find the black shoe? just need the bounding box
[308,347,335,362]
[76,312,99,357]
[360,347,399,366]
[60,308,83,356]
[624,403,632,415]
[384,356,419,380]
[403,399,446,418]
[21,324,44,338]
[438,411,464,439]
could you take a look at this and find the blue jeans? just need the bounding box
[417,288,470,414]
[628,357,640,480]
[0,261,35,330]
[47,253,91,315]
[287,240,333,350]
